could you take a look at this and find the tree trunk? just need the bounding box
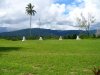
[87,25,90,37]
[30,15,32,37]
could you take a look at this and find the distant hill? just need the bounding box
[0,27,19,33]
[0,27,8,33]
[0,28,96,37]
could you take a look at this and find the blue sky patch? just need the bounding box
[55,0,74,5]
[55,0,84,7]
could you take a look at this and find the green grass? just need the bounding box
[0,39,100,75]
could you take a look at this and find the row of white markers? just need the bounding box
[22,36,80,41]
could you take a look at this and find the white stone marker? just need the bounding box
[76,35,80,40]
[39,37,43,40]
[22,36,26,41]
[59,36,62,40]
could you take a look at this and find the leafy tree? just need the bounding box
[86,13,95,36]
[76,13,95,36]
[26,3,36,36]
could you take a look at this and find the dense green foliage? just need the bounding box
[0,39,100,75]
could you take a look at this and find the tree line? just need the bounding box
[0,33,99,41]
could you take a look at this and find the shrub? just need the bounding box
[92,67,100,75]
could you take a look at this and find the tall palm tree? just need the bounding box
[26,3,36,36]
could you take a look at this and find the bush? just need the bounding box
[92,67,100,75]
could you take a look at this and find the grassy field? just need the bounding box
[0,39,100,75]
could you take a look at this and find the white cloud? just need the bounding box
[64,0,100,29]
[0,0,100,30]
[0,0,54,28]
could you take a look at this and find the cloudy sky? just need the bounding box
[0,0,100,30]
